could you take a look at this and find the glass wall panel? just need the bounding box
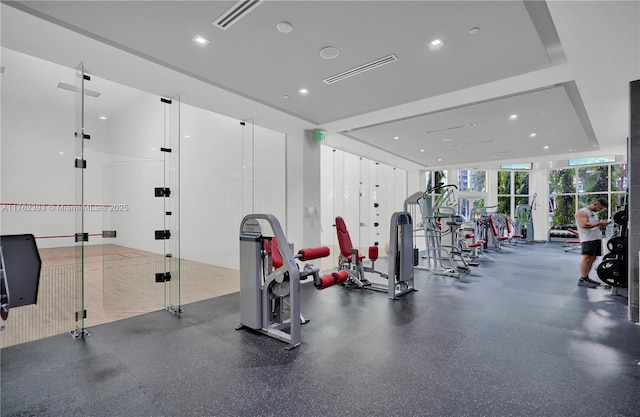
[425,171,433,191]
[550,164,622,226]
[163,97,181,312]
[180,104,242,275]
[497,196,510,215]
[497,171,511,194]
[457,169,486,192]
[549,169,576,194]
[610,164,627,191]
[550,195,576,226]
[515,196,530,210]
[610,193,627,213]
[514,172,529,195]
[2,49,293,344]
[578,194,608,218]
[578,165,608,193]
[0,50,78,346]
[82,76,171,319]
[74,63,86,336]
[102,159,165,313]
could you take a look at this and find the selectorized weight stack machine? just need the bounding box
[335,211,416,299]
[597,205,629,293]
[237,214,342,350]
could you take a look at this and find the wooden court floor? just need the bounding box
[0,244,240,348]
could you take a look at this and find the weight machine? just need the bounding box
[514,192,536,243]
[237,214,340,350]
[405,184,470,278]
[597,205,628,294]
[0,234,42,329]
[335,211,416,299]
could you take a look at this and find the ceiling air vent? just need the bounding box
[323,54,398,85]
[213,0,265,30]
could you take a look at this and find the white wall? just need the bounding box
[180,106,286,269]
[320,146,408,265]
[530,169,551,241]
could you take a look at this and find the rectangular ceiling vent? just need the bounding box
[213,0,265,30]
[323,54,398,85]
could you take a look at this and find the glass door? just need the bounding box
[73,63,89,338]
[161,96,181,313]
[100,96,181,316]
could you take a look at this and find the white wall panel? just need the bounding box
[343,152,361,249]
[320,145,336,259]
[253,125,286,226]
[180,103,243,269]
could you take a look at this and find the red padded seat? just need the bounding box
[264,238,283,268]
[335,216,365,263]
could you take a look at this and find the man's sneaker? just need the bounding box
[584,277,602,286]
[578,278,598,288]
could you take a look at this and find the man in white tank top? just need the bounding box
[576,198,610,288]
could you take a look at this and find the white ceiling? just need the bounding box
[1,1,638,171]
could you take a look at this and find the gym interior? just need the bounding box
[1,2,640,416]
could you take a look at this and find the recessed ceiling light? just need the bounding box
[151,148,157,151]
[428,38,445,49]
[99,116,107,120]
[509,114,518,120]
[468,27,480,34]
[299,88,309,95]
[184,135,190,139]
[543,145,550,149]
[393,136,399,140]
[437,158,443,162]
[59,151,64,155]
[192,35,210,46]
[276,21,293,33]
[420,149,425,153]
[529,133,537,138]
[283,95,290,99]
[320,46,340,60]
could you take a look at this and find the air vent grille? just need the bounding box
[323,54,398,85]
[424,123,477,135]
[213,0,264,30]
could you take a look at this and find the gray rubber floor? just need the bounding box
[2,242,639,417]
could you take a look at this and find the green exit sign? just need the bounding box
[315,131,325,141]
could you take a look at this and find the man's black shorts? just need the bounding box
[581,240,602,256]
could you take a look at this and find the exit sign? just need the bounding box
[315,131,325,141]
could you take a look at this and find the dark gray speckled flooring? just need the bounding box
[2,242,640,417]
